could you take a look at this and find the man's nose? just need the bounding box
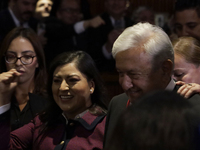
[181,26,189,36]
[119,75,133,91]
[59,80,69,91]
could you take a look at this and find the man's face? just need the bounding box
[115,48,167,103]
[174,9,200,41]
[35,0,53,18]
[12,0,37,22]
[105,0,127,19]
[56,0,81,25]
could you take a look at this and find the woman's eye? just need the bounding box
[53,79,61,83]
[69,78,79,82]
[23,55,32,60]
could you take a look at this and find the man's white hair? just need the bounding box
[112,22,174,70]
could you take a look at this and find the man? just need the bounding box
[103,22,200,148]
[132,6,155,25]
[0,0,38,43]
[174,0,200,41]
[44,0,104,67]
[88,0,133,72]
[34,0,53,21]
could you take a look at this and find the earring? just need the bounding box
[90,89,92,92]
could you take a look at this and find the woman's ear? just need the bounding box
[89,80,95,94]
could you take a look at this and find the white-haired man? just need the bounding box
[104,22,200,148]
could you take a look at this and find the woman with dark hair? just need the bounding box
[0,27,47,131]
[105,90,200,150]
[0,51,108,149]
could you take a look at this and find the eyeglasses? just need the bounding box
[5,55,36,65]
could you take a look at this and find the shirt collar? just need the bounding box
[165,78,176,91]
[62,109,89,125]
[127,78,176,107]
[109,16,125,27]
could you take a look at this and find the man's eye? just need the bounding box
[188,24,196,29]
[130,74,140,79]
[175,25,182,30]
[118,72,124,77]
[174,73,183,77]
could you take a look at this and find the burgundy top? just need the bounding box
[1,111,106,150]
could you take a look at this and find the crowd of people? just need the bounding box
[1,0,200,149]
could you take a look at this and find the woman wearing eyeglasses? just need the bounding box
[0,27,48,131]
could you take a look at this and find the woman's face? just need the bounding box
[5,37,38,84]
[173,54,200,84]
[52,62,94,119]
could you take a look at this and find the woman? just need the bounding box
[172,36,200,98]
[0,51,108,150]
[0,27,47,131]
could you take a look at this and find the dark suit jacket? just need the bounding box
[0,8,38,43]
[103,85,200,148]
[10,93,48,131]
[88,13,133,72]
[44,17,89,68]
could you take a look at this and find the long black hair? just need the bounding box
[36,51,108,145]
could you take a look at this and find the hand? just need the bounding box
[0,69,21,106]
[84,16,105,29]
[176,82,200,98]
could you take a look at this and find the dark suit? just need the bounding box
[0,8,38,43]
[44,17,89,68]
[88,13,133,72]
[103,85,200,148]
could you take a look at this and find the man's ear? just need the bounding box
[162,59,173,77]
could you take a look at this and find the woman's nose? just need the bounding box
[59,80,69,91]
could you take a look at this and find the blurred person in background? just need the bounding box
[0,0,38,44]
[132,6,155,25]
[88,0,133,73]
[174,0,200,41]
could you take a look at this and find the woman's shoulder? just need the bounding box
[78,111,106,130]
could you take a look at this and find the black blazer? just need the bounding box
[10,93,48,131]
[103,84,200,148]
[0,8,38,43]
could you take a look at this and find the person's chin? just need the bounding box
[127,91,142,103]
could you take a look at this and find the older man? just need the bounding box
[174,0,200,41]
[103,22,200,148]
